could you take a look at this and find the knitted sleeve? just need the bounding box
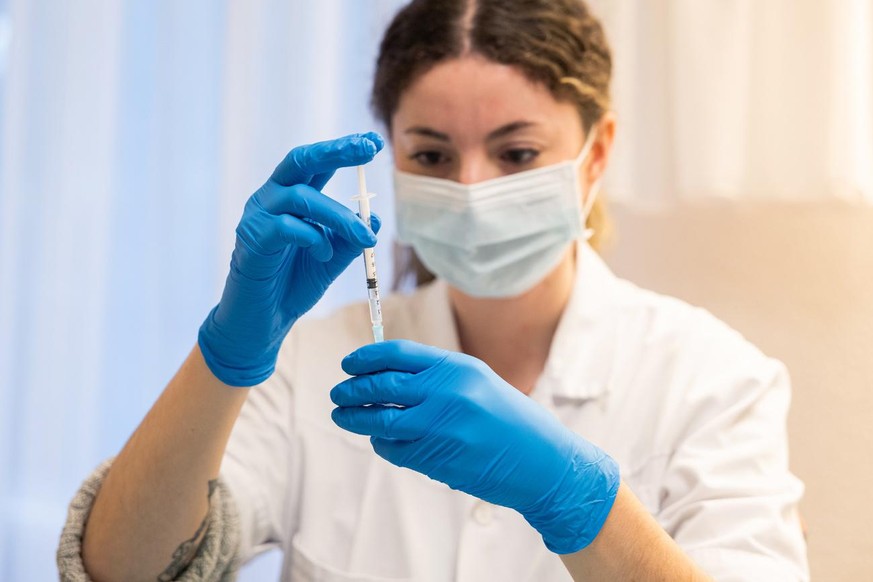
[57,459,241,581]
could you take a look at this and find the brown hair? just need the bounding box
[371,0,613,288]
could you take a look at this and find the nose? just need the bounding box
[456,155,500,185]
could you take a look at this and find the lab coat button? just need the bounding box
[472,502,493,525]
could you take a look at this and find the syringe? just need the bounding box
[352,166,384,343]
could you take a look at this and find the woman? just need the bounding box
[59,0,808,580]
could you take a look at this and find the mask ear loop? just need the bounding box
[582,178,602,241]
[574,126,601,241]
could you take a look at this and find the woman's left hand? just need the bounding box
[330,339,620,554]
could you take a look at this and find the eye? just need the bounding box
[500,148,540,166]
[410,150,450,167]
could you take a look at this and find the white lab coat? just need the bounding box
[220,243,809,582]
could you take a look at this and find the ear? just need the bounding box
[585,111,617,185]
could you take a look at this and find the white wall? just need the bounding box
[602,199,873,580]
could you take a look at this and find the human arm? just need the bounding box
[329,340,710,580]
[558,482,711,581]
[75,133,384,582]
[79,348,247,582]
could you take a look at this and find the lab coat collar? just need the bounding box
[540,241,622,402]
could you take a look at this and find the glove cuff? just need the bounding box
[524,439,620,555]
[198,306,277,387]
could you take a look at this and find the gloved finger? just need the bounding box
[330,405,423,440]
[257,183,376,248]
[308,133,385,191]
[309,131,385,190]
[271,132,385,187]
[327,211,382,259]
[316,211,381,275]
[370,436,415,468]
[237,207,332,260]
[341,340,450,376]
[308,170,337,193]
[364,211,382,235]
[298,220,333,262]
[330,371,425,407]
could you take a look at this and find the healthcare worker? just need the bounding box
[58,0,809,580]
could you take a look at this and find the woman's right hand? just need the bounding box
[76,132,381,576]
[198,132,384,387]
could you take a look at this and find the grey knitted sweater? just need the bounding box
[57,459,241,581]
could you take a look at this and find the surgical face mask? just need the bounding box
[393,130,601,298]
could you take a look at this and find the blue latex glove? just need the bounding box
[199,133,383,386]
[330,340,620,554]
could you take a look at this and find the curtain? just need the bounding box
[1,1,871,579]
[589,0,873,208]
[0,1,406,579]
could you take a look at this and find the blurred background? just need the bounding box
[0,0,870,580]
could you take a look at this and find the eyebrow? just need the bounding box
[403,120,538,143]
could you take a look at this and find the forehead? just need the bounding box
[392,55,579,141]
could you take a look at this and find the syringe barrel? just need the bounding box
[356,166,383,339]
[367,287,383,325]
[358,195,372,228]
[363,247,377,281]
